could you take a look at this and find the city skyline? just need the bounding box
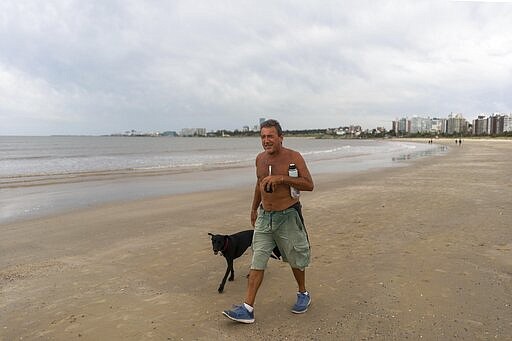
[1,1,512,136]
[112,110,512,137]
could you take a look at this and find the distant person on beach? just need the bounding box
[223,119,314,324]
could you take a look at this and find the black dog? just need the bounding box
[208,229,281,293]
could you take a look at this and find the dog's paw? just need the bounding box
[218,287,224,293]
[228,277,234,282]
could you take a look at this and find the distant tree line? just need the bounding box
[208,129,327,137]
[207,128,389,139]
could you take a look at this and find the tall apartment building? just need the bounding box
[431,118,447,134]
[393,114,467,135]
[473,113,512,135]
[394,112,510,136]
[446,113,468,134]
[394,116,438,134]
[472,116,488,135]
[410,116,432,134]
[393,117,409,135]
[180,128,207,136]
[504,115,512,132]
[491,115,504,135]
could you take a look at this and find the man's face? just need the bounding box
[260,126,283,155]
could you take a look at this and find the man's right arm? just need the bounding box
[251,154,263,226]
[251,181,261,227]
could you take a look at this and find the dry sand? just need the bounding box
[1,139,511,340]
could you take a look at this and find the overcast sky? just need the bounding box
[1,1,512,135]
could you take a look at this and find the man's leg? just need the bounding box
[245,269,264,306]
[291,267,306,292]
[222,268,264,323]
[291,267,311,314]
[223,209,272,323]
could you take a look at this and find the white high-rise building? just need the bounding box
[180,128,207,136]
[431,118,446,134]
[504,114,512,132]
[447,113,468,134]
[410,116,432,134]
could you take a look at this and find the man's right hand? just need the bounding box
[251,209,258,227]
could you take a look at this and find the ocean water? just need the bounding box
[0,136,446,223]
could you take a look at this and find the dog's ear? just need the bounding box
[208,233,214,237]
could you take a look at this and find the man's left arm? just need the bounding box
[284,153,314,192]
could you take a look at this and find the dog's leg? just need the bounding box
[228,259,234,281]
[218,262,230,294]
[218,259,236,293]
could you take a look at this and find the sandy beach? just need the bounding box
[1,139,511,340]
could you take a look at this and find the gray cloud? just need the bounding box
[1,0,512,135]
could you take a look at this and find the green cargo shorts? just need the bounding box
[251,205,310,270]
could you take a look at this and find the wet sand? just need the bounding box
[1,139,511,340]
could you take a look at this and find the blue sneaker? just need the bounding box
[223,304,255,323]
[291,292,311,314]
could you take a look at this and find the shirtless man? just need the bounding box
[223,119,314,324]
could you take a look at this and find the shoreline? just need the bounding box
[0,140,446,225]
[1,139,511,340]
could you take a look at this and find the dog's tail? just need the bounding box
[270,246,281,260]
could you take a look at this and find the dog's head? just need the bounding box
[208,233,226,255]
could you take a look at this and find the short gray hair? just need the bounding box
[260,119,283,136]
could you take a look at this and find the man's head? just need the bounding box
[260,119,283,136]
[260,119,283,155]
